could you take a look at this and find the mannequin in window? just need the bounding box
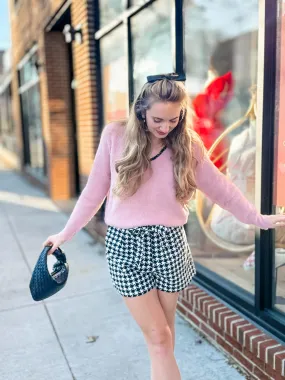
[209,85,256,244]
[207,85,285,265]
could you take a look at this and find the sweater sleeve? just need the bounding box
[194,150,269,230]
[59,124,112,241]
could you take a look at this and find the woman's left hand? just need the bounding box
[261,214,285,229]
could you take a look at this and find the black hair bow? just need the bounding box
[146,72,186,83]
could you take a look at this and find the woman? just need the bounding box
[43,73,285,380]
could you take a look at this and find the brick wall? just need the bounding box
[9,0,69,174]
[41,31,76,199]
[71,0,99,179]
[70,0,106,234]
[9,0,101,202]
[177,284,285,379]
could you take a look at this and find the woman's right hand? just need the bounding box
[42,233,66,255]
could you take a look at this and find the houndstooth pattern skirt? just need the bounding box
[105,225,196,297]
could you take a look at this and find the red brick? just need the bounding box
[243,347,265,371]
[191,290,206,308]
[265,344,283,366]
[195,309,208,324]
[238,324,258,346]
[217,335,234,355]
[208,319,224,337]
[209,305,228,325]
[244,329,263,350]
[198,296,215,314]
[224,315,244,335]
[250,334,268,355]
[224,333,243,351]
[195,295,213,312]
[232,321,252,341]
[187,287,203,305]
[264,363,285,380]
[233,349,254,373]
[219,311,236,330]
[204,301,221,319]
[187,312,201,327]
[253,366,272,380]
[180,298,193,312]
[258,340,279,362]
[200,322,216,340]
[275,352,285,373]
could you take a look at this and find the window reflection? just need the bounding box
[19,53,45,178]
[99,0,125,27]
[0,82,15,153]
[131,0,173,96]
[101,27,128,124]
[184,0,259,295]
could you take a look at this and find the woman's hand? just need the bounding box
[42,233,66,255]
[261,214,285,230]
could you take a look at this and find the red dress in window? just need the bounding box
[192,71,234,170]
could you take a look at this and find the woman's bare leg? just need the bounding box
[123,289,181,380]
[157,290,179,349]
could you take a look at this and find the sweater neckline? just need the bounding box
[150,145,167,161]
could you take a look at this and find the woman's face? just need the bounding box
[145,101,181,140]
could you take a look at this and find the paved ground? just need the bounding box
[0,162,246,380]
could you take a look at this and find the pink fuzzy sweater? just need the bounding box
[60,123,270,241]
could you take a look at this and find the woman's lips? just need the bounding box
[157,130,167,136]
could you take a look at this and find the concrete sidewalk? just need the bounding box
[0,163,246,380]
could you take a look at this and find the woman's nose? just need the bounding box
[159,123,170,133]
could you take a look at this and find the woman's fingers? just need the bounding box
[42,236,57,254]
[264,214,285,228]
[48,245,58,255]
[262,214,283,229]
[272,215,285,225]
[42,234,66,255]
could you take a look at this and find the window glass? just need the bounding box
[99,0,126,28]
[21,84,45,176]
[130,0,144,5]
[273,0,285,313]
[19,54,38,86]
[19,53,45,178]
[0,83,15,152]
[131,0,173,96]
[184,0,259,295]
[101,26,128,124]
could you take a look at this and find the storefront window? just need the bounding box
[19,56,38,87]
[184,0,259,295]
[99,0,126,28]
[0,81,15,153]
[19,52,45,179]
[101,26,128,124]
[131,0,173,96]
[274,0,285,313]
[21,84,45,177]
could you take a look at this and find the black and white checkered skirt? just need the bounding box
[105,225,196,297]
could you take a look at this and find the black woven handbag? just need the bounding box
[29,246,69,301]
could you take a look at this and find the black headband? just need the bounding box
[146,72,186,83]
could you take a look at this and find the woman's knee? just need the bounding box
[145,325,173,355]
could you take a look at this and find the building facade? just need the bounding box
[2,0,285,378]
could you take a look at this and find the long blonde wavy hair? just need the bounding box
[113,78,205,206]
